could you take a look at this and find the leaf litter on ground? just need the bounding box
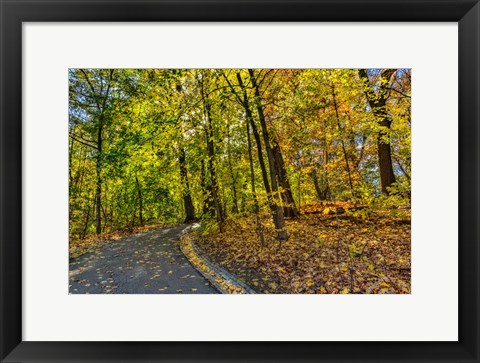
[193,202,411,294]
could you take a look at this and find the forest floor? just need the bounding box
[69,225,219,294]
[194,202,411,294]
[69,202,411,294]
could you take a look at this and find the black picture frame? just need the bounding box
[1,0,479,362]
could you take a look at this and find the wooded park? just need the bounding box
[69,68,411,294]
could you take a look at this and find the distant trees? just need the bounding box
[69,68,411,242]
[69,69,115,234]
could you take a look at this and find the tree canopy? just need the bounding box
[69,68,411,239]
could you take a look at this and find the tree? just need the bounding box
[248,69,288,241]
[69,69,115,234]
[199,71,225,231]
[68,68,411,243]
[358,69,397,195]
[179,147,195,222]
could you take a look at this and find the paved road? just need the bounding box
[69,225,219,294]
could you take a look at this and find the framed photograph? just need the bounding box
[1,0,479,362]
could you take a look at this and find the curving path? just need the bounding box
[69,225,219,294]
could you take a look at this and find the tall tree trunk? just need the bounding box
[272,142,298,217]
[102,203,108,231]
[69,133,75,188]
[236,73,271,196]
[95,122,103,234]
[297,170,301,212]
[200,160,215,217]
[205,105,224,231]
[226,124,239,213]
[80,69,114,234]
[310,116,331,202]
[239,70,297,218]
[135,175,144,226]
[200,77,224,231]
[331,84,355,199]
[311,168,329,201]
[359,69,397,195]
[179,147,195,223]
[81,203,91,239]
[248,69,288,241]
[322,115,331,200]
[246,122,265,246]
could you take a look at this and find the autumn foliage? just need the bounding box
[69,68,411,294]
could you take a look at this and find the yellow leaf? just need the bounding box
[341,288,350,294]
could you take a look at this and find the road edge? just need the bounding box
[179,225,256,294]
